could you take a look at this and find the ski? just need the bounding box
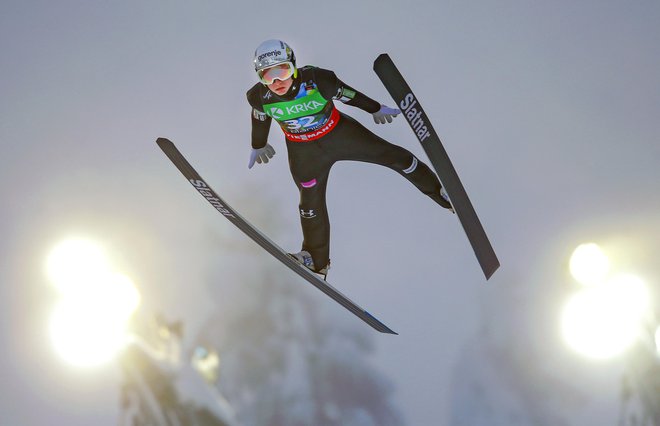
[373,54,500,280]
[156,137,397,334]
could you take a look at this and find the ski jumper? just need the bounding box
[247,66,446,269]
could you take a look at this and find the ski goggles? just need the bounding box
[257,62,296,85]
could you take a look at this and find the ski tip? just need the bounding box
[373,53,391,68]
[156,137,173,146]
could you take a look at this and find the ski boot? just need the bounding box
[440,187,455,213]
[289,250,330,279]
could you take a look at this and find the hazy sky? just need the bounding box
[1,0,659,424]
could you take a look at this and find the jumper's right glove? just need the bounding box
[372,104,401,124]
[248,144,276,169]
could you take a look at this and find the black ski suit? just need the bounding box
[247,66,447,270]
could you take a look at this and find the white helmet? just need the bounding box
[253,39,296,71]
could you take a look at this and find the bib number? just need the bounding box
[284,115,322,132]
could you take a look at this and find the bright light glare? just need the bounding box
[562,274,649,359]
[93,273,142,320]
[655,326,660,357]
[569,243,610,286]
[46,238,112,294]
[47,238,141,368]
[49,273,140,367]
[50,299,128,367]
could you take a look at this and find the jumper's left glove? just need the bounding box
[373,104,401,124]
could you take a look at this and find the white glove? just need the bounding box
[372,104,401,124]
[248,144,275,169]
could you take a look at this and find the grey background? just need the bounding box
[1,0,659,424]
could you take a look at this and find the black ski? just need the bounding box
[374,54,500,280]
[156,138,396,334]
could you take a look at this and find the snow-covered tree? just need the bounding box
[197,187,403,426]
[448,272,585,426]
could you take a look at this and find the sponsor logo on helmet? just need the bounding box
[257,50,282,61]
